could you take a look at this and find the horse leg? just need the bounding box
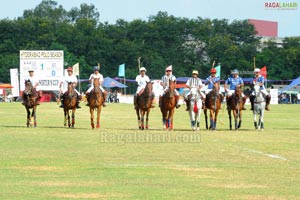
[90,108,94,129]
[71,109,75,128]
[33,106,37,127]
[68,111,71,128]
[64,110,67,126]
[96,107,101,129]
[238,111,242,129]
[145,109,150,129]
[26,108,30,127]
[204,109,208,130]
[253,112,258,129]
[228,109,232,130]
[234,110,238,130]
[209,110,214,130]
[169,109,175,130]
[260,109,265,130]
[140,110,145,130]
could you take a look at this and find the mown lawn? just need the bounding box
[0,102,299,199]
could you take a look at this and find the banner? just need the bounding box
[10,68,20,97]
[215,65,221,78]
[118,63,125,77]
[19,50,64,91]
[72,63,79,76]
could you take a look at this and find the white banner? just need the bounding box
[270,89,278,104]
[19,50,64,91]
[10,68,20,97]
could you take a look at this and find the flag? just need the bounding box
[215,65,221,78]
[72,63,79,76]
[261,66,267,79]
[118,63,125,77]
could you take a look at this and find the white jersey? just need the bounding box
[186,77,202,88]
[89,73,104,85]
[60,74,77,93]
[135,74,150,94]
[24,75,40,90]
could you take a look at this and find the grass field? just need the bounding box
[0,102,299,200]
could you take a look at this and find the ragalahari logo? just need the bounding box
[264,2,298,10]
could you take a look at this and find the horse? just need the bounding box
[186,88,202,131]
[62,82,77,128]
[135,82,154,130]
[22,80,39,127]
[88,78,104,129]
[227,86,244,130]
[253,84,266,130]
[204,83,223,130]
[160,79,176,130]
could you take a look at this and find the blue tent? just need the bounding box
[102,77,128,88]
[279,77,300,94]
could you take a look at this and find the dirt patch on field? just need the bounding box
[13,166,64,172]
[52,193,109,199]
[172,167,221,172]
[207,183,268,189]
[238,195,287,200]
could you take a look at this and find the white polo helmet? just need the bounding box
[140,67,147,72]
[254,68,260,73]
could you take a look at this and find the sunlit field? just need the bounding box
[0,102,299,199]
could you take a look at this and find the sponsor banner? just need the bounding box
[20,50,64,91]
[10,68,20,97]
[270,89,278,104]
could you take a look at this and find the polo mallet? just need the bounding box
[137,57,141,71]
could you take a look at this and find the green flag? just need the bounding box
[215,65,221,78]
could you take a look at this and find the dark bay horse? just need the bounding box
[204,83,223,130]
[160,79,176,130]
[62,82,77,128]
[227,86,244,130]
[22,80,39,127]
[135,82,154,130]
[88,78,104,129]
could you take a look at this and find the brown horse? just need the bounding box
[22,80,39,127]
[160,79,176,130]
[204,83,223,130]
[62,82,77,128]
[87,78,104,129]
[135,82,154,130]
[227,86,244,130]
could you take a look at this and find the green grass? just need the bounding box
[0,102,299,199]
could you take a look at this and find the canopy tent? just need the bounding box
[279,77,300,94]
[0,84,13,89]
[102,77,127,88]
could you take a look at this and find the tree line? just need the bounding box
[0,0,299,85]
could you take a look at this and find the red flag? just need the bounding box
[261,66,267,79]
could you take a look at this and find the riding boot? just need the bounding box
[59,94,65,108]
[226,95,230,110]
[242,96,247,110]
[250,95,255,110]
[102,91,108,107]
[175,95,181,108]
[159,96,162,108]
[219,93,224,109]
[265,95,271,111]
[86,92,90,106]
[76,95,81,109]
[202,98,206,109]
[134,95,138,109]
[185,97,190,111]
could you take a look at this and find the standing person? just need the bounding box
[249,68,271,111]
[184,70,204,111]
[297,92,300,104]
[224,69,247,110]
[59,67,81,108]
[22,69,41,105]
[159,65,180,108]
[85,66,107,107]
[134,67,155,109]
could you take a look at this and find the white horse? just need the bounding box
[253,85,266,130]
[187,88,202,131]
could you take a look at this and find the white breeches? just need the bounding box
[160,88,179,96]
[87,86,105,93]
[251,89,268,97]
[227,90,245,97]
[62,89,80,95]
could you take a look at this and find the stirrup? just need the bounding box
[176,104,181,108]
